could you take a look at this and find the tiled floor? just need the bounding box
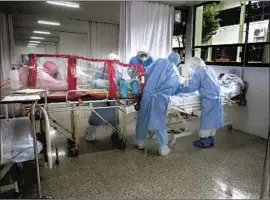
[3,107,268,199]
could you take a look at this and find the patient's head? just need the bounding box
[43,61,58,78]
[219,73,225,80]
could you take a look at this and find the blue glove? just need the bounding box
[172,86,182,95]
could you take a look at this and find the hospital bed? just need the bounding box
[166,78,248,147]
[1,54,145,159]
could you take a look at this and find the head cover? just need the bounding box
[190,57,206,71]
[168,52,181,66]
[43,61,58,76]
[108,53,120,61]
[137,46,149,61]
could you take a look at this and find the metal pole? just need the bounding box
[31,103,42,198]
[260,126,270,199]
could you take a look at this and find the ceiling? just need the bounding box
[0,1,202,46]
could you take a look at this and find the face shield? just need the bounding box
[137,51,149,62]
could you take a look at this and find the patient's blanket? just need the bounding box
[219,73,244,98]
[1,117,43,164]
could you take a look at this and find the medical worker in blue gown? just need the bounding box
[129,48,153,70]
[175,57,224,148]
[85,53,119,141]
[136,52,182,156]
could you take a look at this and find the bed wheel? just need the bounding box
[134,103,140,111]
[68,144,79,157]
[118,139,126,149]
[228,124,233,132]
[111,132,126,149]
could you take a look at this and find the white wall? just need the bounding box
[212,20,269,45]
[14,44,57,63]
[212,65,269,139]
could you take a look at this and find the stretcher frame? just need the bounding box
[166,97,236,147]
[38,89,138,158]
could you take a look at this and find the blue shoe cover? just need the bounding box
[193,137,211,148]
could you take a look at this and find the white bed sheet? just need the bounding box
[170,83,241,110]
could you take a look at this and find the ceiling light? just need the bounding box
[29,41,41,43]
[27,45,36,48]
[38,20,60,26]
[28,43,38,46]
[46,1,80,8]
[34,30,51,35]
[31,36,44,40]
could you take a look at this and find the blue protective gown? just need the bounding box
[129,56,153,69]
[181,67,224,130]
[136,58,181,146]
[88,66,118,126]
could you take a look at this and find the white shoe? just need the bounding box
[136,140,145,150]
[158,146,171,157]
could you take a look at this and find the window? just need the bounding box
[193,1,270,67]
[173,8,187,64]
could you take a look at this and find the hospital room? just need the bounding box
[0,0,269,199]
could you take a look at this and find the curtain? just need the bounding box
[89,22,119,58]
[0,12,15,81]
[119,1,174,62]
[60,32,88,56]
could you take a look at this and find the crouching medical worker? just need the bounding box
[85,53,119,141]
[129,47,153,70]
[175,57,224,148]
[136,53,182,156]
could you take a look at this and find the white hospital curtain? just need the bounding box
[89,22,119,59]
[60,32,88,56]
[59,32,89,86]
[0,12,15,81]
[119,1,174,62]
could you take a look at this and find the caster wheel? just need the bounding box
[68,144,79,157]
[168,140,175,148]
[134,103,140,111]
[118,139,126,149]
[111,132,119,140]
[228,124,233,131]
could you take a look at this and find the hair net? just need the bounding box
[190,57,206,70]
[168,53,181,66]
[43,61,58,76]
[108,53,120,60]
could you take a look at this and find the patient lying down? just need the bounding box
[1,61,68,91]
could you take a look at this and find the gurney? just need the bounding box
[1,54,145,157]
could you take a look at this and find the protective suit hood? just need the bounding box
[190,56,206,71]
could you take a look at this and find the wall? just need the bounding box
[212,65,269,139]
[14,44,57,63]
